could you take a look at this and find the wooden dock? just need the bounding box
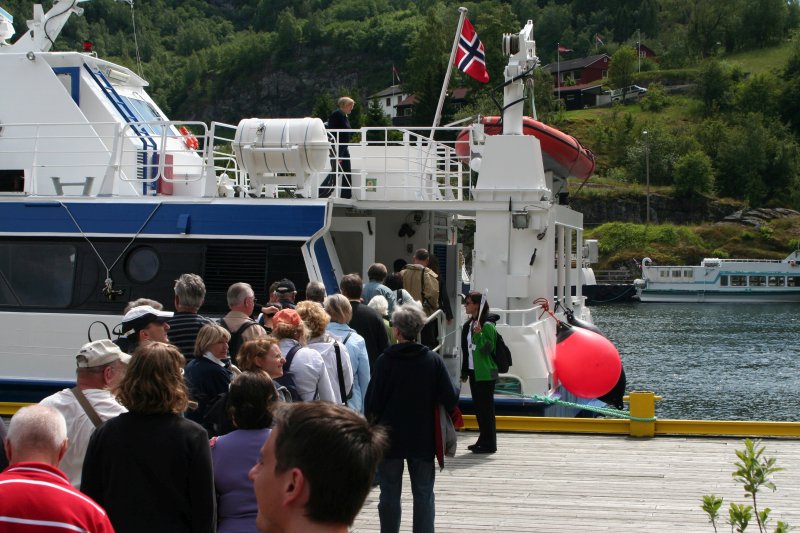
[353,430,800,532]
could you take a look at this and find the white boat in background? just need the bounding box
[0,1,615,414]
[634,251,800,303]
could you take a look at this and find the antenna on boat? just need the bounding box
[115,0,143,77]
[500,20,537,135]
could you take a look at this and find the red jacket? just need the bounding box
[0,462,114,532]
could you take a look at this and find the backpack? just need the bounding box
[219,318,258,359]
[492,332,513,373]
[274,344,303,401]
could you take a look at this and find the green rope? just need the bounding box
[501,392,657,422]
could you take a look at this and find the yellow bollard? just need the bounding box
[625,391,662,438]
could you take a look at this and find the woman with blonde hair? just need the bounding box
[237,337,292,402]
[185,323,234,425]
[324,293,370,413]
[296,300,353,405]
[271,308,335,402]
[82,342,215,533]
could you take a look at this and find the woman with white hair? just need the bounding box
[368,295,396,345]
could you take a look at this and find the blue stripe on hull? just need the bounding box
[0,379,75,404]
[0,202,327,238]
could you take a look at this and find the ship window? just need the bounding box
[659,269,669,278]
[720,275,728,286]
[119,95,166,136]
[125,246,160,284]
[749,275,766,287]
[788,276,800,287]
[0,244,75,307]
[768,276,785,287]
[730,275,747,286]
[672,270,681,278]
[683,270,693,278]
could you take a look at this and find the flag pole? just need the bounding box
[431,6,468,134]
[556,43,560,103]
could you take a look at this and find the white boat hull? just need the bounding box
[636,253,800,303]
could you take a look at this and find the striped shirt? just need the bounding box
[167,312,212,360]
[0,462,114,532]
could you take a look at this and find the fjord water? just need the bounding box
[591,303,800,421]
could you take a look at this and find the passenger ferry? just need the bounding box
[0,1,612,413]
[634,252,800,303]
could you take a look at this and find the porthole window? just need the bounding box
[125,246,160,284]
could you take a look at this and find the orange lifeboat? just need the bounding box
[456,116,595,180]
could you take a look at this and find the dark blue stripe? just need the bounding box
[0,202,326,238]
[312,238,339,294]
[52,67,81,106]
[0,379,75,404]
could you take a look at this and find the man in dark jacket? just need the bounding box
[340,273,389,370]
[365,304,458,533]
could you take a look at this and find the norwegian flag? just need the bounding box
[455,18,489,83]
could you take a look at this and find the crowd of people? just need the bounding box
[0,248,501,533]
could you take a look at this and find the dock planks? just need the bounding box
[352,431,800,532]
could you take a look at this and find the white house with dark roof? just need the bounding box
[368,85,408,119]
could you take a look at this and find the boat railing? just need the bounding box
[323,126,472,202]
[711,258,784,264]
[0,119,216,197]
[1,118,476,201]
[490,304,545,327]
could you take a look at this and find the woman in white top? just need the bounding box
[270,309,335,402]
[296,301,354,405]
[324,294,371,413]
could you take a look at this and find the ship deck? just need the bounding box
[352,430,800,532]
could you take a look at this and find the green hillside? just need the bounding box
[4,0,800,267]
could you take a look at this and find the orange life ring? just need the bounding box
[179,126,199,150]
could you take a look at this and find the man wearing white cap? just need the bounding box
[120,304,173,354]
[39,339,130,488]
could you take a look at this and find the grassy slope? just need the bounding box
[558,44,799,270]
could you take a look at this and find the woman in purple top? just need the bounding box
[211,372,279,533]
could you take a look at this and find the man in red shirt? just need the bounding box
[0,405,114,532]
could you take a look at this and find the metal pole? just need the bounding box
[643,130,650,225]
[431,7,468,134]
[557,43,560,102]
[637,29,641,73]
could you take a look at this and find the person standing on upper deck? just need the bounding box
[327,96,355,199]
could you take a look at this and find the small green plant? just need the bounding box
[701,439,791,533]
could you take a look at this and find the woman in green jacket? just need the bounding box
[460,291,497,453]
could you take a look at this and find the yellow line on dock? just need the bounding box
[460,415,800,438]
[0,403,31,416]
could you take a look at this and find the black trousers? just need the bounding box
[468,372,496,450]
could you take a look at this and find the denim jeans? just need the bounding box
[378,457,435,533]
